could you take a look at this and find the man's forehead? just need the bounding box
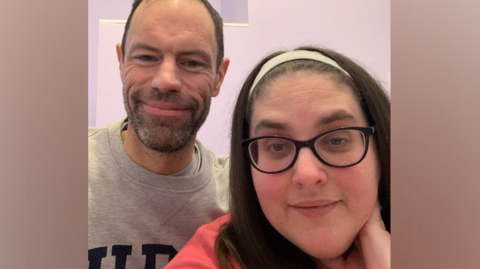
[131,0,214,34]
[136,0,207,17]
[126,0,217,50]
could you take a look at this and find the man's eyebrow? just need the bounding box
[127,45,211,62]
[318,110,358,125]
[253,120,288,136]
[128,43,160,54]
[178,49,212,61]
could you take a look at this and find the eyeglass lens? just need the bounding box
[248,129,367,173]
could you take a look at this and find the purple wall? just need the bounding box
[90,0,390,155]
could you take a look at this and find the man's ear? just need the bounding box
[116,43,123,70]
[211,57,230,97]
[116,43,124,82]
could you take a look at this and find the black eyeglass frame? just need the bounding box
[242,126,376,174]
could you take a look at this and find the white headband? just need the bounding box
[248,50,350,98]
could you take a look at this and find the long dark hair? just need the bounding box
[215,46,391,269]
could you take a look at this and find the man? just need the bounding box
[88,0,230,268]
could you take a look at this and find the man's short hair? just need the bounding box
[120,0,225,71]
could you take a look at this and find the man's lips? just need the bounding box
[291,200,338,218]
[141,101,191,117]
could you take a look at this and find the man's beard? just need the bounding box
[124,87,211,153]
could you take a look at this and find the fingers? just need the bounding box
[319,245,365,269]
[319,202,390,269]
[318,257,342,269]
[367,202,385,229]
[355,201,391,269]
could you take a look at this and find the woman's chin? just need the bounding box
[300,237,355,261]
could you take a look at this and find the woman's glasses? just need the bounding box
[242,126,376,174]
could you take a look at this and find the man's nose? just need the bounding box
[151,57,181,92]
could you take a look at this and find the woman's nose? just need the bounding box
[291,147,328,187]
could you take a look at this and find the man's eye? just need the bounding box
[181,59,207,70]
[185,61,200,67]
[136,55,156,61]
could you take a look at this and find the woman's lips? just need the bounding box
[291,201,338,218]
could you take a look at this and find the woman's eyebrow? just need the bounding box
[252,110,358,136]
[253,120,288,136]
[318,110,358,125]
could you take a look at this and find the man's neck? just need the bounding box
[121,128,196,175]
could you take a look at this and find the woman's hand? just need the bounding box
[320,203,390,269]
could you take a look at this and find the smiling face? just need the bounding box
[118,0,228,152]
[249,70,380,260]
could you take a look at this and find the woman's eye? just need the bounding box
[329,138,346,146]
[265,140,293,154]
[269,144,285,152]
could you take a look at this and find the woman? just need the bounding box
[165,46,391,269]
